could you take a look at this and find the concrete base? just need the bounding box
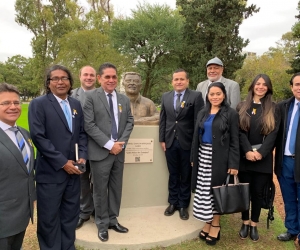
[75,205,204,250]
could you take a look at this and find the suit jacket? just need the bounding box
[159,88,204,150]
[237,101,279,174]
[0,127,35,238]
[82,87,134,161]
[196,76,241,109]
[71,87,86,104]
[28,93,87,183]
[191,107,240,189]
[275,97,300,182]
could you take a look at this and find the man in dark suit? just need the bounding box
[71,65,96,229]
[159,69,204,220]
[275,72,300,243]
[0,83,35,250]
[28,65,87,250]
[82,62,134,242]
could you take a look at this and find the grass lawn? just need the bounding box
[18,103,29,130]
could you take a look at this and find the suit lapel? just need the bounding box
[98,88,110,116]
[0,128,29,174]
[48,93,71,133]
[116,92,122,124]
[68,97,76,134]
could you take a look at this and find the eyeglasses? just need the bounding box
[49,77,70,83]
[103,75,117,80]
[0,101,21,107]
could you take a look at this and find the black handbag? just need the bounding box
[212,174,250,214]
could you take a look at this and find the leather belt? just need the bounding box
[286,155,295,159]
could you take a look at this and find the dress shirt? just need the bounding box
[0,120,31,160]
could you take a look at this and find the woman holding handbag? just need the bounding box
[191,82,240,246]
[237,74,279,241]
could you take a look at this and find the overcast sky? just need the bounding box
[0,0,298,62]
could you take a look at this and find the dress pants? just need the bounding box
[36,176,80,250]
[165,138,192,208]
[278,156,300,235]
[90,154,124,232]
[0,230,25,250]
[238,171,272,222]
[79,161,94,219]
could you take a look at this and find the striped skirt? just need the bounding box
[193,143,218,222]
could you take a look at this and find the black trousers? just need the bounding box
[165,139,192,208]
[0,230,26,250]
[238,171,272,222]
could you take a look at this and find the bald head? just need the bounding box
[79,66,96,91]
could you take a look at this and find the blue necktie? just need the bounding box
[9,127,29,172]
[107,93,118,140]
[289,102,300,154]
[62,100,72,132]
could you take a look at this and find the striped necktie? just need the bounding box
[9,127,29,172]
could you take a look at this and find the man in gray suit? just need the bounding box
[72,65,96,229]
[0,83,35,250]
[196,57,241,109]
[82,62,134,242]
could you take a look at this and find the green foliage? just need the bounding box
[55,29,133,88]
[288,1,300,74]
[177,0,259,88]
[110,3,184,99]
[0,55,40,99]
[235,51,292,101]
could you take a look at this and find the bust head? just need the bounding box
[122,72,142,96]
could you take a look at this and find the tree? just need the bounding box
[55,29,132,87]
[0,55,40,99]
[177,0,259,87]
[15,0,83,90]
[110,3,184,99]
[235,51,292,101]
[287,1,300,74]
[268,32,300,63]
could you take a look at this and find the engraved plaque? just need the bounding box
[125,139,154,163]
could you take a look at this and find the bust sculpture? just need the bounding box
[122,72,159,125]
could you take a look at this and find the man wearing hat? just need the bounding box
[196,57,240,109]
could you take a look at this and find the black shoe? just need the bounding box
[206,225,221,246]
[76,218,89,229]
[98,230,108,242]
[108,223,129,233]
[277,232,297,241]
[199,222,211,241]
[249,226,259,242]
[179,208,189,220]
[239,224,249,239]
[164,204,177,216]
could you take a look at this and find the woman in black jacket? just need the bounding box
[237,74,279,241]
[191,82,239,246]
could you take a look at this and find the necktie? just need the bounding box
[107,93,118,140]
[9,127,29,172]
[289,102,300,154]
[62,100,72,132]
[175,93,182,115]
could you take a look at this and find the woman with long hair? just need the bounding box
[191,82,239,246]
[237,74,279,241]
